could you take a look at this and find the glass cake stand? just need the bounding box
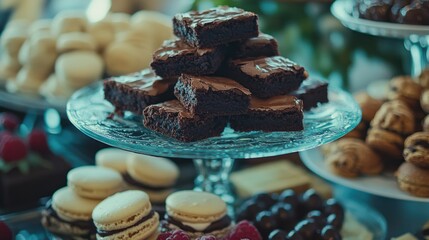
[331,0,429,76]
[67,82,361,204]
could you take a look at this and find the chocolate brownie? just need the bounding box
[143,100,227,142]
[225,56,308,98]
[291,78,328,110]
[173,6,258,48]
[151,39,226,78]
[230,33,279,59]
[103,68,177,114]
[230,95,304,132]
[174,74,251,116]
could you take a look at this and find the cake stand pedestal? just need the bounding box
[331,0,429,76]
[66,82,361,204]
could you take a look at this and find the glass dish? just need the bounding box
[300,147,429,202]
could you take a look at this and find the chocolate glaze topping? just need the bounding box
[150,100,193,119]
[165,214,232,233]
[123,173,173,191]
[232,56,305,78]
[153,39,213,61]
[249,95,303,111]
[109,69,176,96]
[292,78,328,95]
[42,201,96,233]
[175,6,256,28]
[242,33,276,47]
[180,74,251,95]
[97,210,156,237]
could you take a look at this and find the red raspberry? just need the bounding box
[0,132,13,144]
[224,220,262,240]
[157,230,191,240]
[0,221,13,240]
[0,113,20,132]
[0,136,28,162]
[27,129,50,154]
[196,235,217,240]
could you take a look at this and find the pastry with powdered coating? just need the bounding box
[404,132,429,168]
[366,128,404,160]
[225,56,308,98]
[173,6,258,48]
[370,100,415,136]
[325,138,383,178]
[396,162,429,197]
[151,39,226,78]
[92,190,159,240]
[41,187,100,240]
[124,153,179,203]
[162,190,233,239]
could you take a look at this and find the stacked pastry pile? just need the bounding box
[104,6,331,142]
[323,68,429,197]
[0,10,173,102]
[354,0,429,25]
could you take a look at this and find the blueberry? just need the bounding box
[256,211,279,237]
[253,192,278,208]
[294,220,319,240]
[321,225,342,240]
[286,230,304,240]
[324,199,344,220]
[326,214,344,230]
[306,210,326,227]
[279,190,299,208]
[300,189,324,212]
[271,203,296,230]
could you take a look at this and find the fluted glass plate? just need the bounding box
[331,0,429,38]
[67,83,361,159]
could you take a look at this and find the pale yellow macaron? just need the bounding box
[67,166,123,200]
[92,190,159,240]
[125,153,179,203]
[56,32,97,53]
[164,190,232,238]
[95,148,130,174]
[42,187,100,238]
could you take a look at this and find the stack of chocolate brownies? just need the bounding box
[103,6,329,142]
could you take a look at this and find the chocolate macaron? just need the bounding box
[92,190,159,240]
[163,190,233,238]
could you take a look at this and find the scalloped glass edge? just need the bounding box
[67,83,361,159]
[331,0,429,38]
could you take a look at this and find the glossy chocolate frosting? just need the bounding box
[110,68,176,96]
[292,78,328,95]
[123,173,173,191]
[181,74,251,95]
[249,95,303,112]
[175,6,256,28]
[242,33,276,47]
[232,56,305,78]
[42,201,96,233]
[150,100,194,119]
[97,210,156,237]
[153,39,213,61]
[164,214,232,233]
